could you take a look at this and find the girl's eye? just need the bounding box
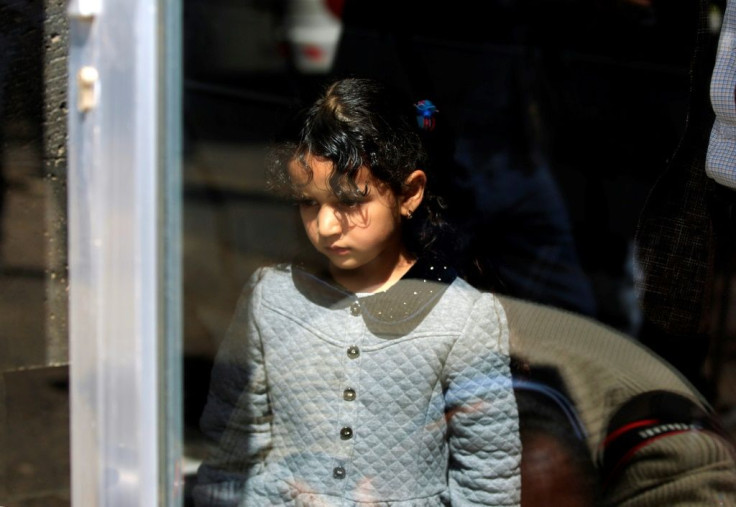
[339,199,363,210]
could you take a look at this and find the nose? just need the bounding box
[317,205,342,237]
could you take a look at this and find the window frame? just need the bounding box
[67,0,182,504]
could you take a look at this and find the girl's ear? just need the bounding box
[401,170,426,218]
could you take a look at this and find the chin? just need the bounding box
[329,259,358,271]
[327,256,363,271]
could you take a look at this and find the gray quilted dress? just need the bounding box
[194,262,521,506]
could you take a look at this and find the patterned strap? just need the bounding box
[598,390,729,491]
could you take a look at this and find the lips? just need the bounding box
[326,245,350,255]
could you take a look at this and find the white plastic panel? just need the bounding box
[67,0,182,505]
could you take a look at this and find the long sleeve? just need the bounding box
[192,269,272,507]
[444,293,521,506]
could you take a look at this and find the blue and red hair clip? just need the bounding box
[414,99,438,132]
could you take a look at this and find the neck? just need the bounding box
[330,251,417,294]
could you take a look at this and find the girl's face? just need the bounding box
[289,154,421,292]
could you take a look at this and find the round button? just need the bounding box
[350,302,361,316]
[347,346,360,359]
[340,427,353,440]
[333,466,346,479]
[343,388,356,401]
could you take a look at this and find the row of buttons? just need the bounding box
[335,332,361,480]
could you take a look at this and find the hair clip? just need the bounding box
[414,99,438,132]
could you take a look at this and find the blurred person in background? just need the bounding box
[505,295,736,506]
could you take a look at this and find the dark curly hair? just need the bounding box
[266,77,452,259]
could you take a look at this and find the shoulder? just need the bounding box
[434,278,509,344]
[439,283,512,372]
[442,275,481,302]
[248,263,344,311]
[246,263,292,289]
[444,276,505,317]
[234,263,296,313]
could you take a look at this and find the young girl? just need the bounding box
[193,78,521,506]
